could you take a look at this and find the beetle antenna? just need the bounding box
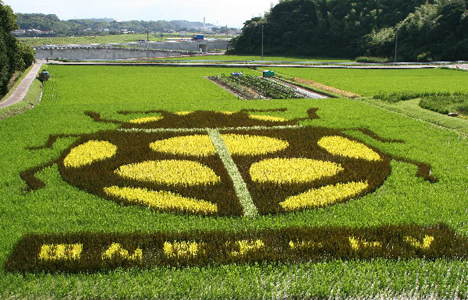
[85,111,122,124]
[348,128,405,143]
[26,134,81,150]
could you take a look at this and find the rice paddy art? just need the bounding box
[21,108,437,217]
[11,108,459,273]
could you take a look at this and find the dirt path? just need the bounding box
[0,62,43,109]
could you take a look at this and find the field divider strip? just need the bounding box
[207,128,258,218]
[118,124,301,133]
[356,98,468,138]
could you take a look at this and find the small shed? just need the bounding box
[263,70,275,77]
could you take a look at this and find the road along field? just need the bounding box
[0,65,466,299]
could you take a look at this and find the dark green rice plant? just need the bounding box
[374,91,452,103]
[419,94,468,116]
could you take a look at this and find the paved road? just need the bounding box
[0,62,42,109]
[45,60,468,70]
[44,61,440,69]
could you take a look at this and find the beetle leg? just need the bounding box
[85,111,122,124]
[26,134,81,150]
[392,156,438,183]
[348,128,405,143]
[241,107,320,123]
[344,128,436,182]
[20,160,57,191]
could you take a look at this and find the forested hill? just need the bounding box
[231,0,468,61]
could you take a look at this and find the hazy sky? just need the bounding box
[5,0,279,28]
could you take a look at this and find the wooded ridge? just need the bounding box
[231,0,468,61]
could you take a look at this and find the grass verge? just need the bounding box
[0,77,43,120]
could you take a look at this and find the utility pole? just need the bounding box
[394,17,409,63]
[146,28,150,60]
[394,29,398,63]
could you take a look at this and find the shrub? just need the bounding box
[355,56,390,63]
[417,52,433,62]
[419,94,468,116]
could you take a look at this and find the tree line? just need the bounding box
[15,13,225,37]
[0,1,35,97]
[231,0,468,61]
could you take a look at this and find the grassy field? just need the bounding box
[19,34,233,47]
[20,34,157,46]
[0,65,466,299]
[276,68,468,135]
[277,68,468,96]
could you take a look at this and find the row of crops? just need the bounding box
[373,91,468,117]
[209,74,302,99]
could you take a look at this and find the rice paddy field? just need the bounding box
[0,65,467,299]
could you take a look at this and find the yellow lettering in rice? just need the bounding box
[163,241,204,259]
[348,237,382,250]
[39,243,83,261]
[102,243,142,261]
[230,240,265,257]
[289,240,323,250]
[403,235,435,250]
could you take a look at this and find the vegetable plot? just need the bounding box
[209,74,302,99]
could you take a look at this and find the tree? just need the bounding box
[0,1,35,96]
[230,0,468,60]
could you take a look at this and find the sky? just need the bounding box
[4,0,279,28]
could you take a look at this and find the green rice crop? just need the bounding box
[419,94,468,116]
[277,68,468,96]
[0,65,466,299]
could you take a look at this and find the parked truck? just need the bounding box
[192,34,205,41]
